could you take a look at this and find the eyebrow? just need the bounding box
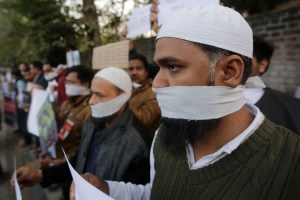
[155,56,182,66]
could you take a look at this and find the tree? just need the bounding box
[0,0,85,66]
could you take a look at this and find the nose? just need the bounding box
[152,69,168,88]
[89,95,96,105]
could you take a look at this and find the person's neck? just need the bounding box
[192,105,254,161]
[104,105,127,128]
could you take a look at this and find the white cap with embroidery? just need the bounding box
[156,5,253,58]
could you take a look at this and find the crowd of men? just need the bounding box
[8,3,300,200]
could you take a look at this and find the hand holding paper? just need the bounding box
[63,149,113,200]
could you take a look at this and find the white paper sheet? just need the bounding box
[158,0,220,25]
[127,4,151,38]
[27,89,48,136]
[67,50,81,67]
[14,158,22,200]
[63,149,114,200]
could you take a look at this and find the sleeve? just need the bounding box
[40,153,77,187]
[107,182,151,200]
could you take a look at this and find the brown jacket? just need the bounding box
[55,95,91,159]
[129,80,161,135]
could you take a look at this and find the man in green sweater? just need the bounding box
[70,5,300,200]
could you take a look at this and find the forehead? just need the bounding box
[66,72,78,80]
[91,77,118,92]
[154,38,207,62]
[129,59,145,67]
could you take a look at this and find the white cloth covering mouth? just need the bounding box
[153,85,246,120]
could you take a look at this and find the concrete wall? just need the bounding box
[134,7,300,95]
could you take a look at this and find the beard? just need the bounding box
[161,117,220,155]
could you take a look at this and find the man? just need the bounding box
[71,5,300,200]
[43,62,68,106]
[12,67,152,199]
[245,36,300,135]
[39,65,93,167]
[128,54,161,134]
[30,60,48,89]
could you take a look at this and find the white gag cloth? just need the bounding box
[133,82,142,89]
[91,67,132,118]
[156,5,253,58]
[91,92,132,118]
[44,71,58,81]
[153,85,245,120]
[245,76,266,88]
[65,84,90,96]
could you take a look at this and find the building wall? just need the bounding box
[247,6,300,95]
[134,6,300,95]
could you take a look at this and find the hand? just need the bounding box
[10,166,43,189]
[150,0,159,33]
[70,173,109,200]
[39,154,54,168]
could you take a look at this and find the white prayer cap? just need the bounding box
[156,5,253,58]
[95,67,132,94]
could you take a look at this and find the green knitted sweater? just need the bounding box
[151,119,300,200]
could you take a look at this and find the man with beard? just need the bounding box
[128,53,161,135]
[39,65,93,168]
[12,67,152,199]
[70,5,300,200]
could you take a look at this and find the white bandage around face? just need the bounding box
[245,76,266,88]
[153,85,245,120]
[91,92,131,118]
[65,84,90,96]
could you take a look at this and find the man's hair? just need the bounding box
[65,65,95,86]
[129,53,149,71]
[253,36,274,73]
[192,42,252,85]
[31,61,43,71]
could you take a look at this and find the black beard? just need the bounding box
[161,117,220,155]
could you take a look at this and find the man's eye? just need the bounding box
[168,65,179,72]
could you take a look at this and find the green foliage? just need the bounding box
[0,0,86,67]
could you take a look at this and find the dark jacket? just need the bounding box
[33,72,48,89]
[256,88,300,135]
[41,108,152,187]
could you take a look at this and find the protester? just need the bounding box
[39,65,93,168]
[43,62,68,106]
[29,60,48,89]
[11,68,31,147]
[128,54,161,134]
[12,67,152,199]
[70,5,300,200]
[245,36,300,135]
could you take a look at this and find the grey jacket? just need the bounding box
[76,108,152,184]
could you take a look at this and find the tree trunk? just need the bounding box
[82,0,101,47]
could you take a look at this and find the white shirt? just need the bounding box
[107,104,264,200]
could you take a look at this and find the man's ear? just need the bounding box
[214,55,244,87]
[258,58,269,75]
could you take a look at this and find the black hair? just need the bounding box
[31,61,43,71]
[192,42,252,85]
[11,68,23,80]
[65,65,94,86]
[253,36,274,73]
[129,53,149,71]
